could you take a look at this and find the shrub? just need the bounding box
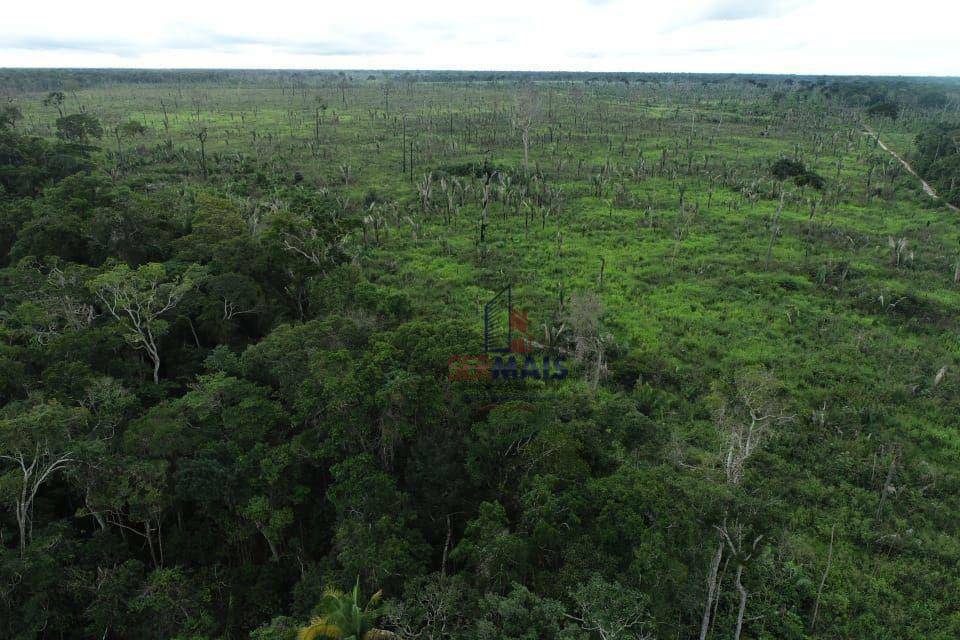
[867,100,899,120]
[770,159,806,180]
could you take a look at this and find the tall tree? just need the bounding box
[87,263,204,382]
[699,367,791,640]
[512,90,540,174]
[0,400,86,556]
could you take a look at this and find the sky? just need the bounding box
[1,0,958,76]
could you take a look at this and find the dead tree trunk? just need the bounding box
[197,127,208,179]
[876,449,899,520]
[699,540,724,640]
[733,564,747,640]
[810,524,836,630]
[764,189,786,270]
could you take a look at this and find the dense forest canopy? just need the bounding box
[913,122,960,207]
[1,69,959,640]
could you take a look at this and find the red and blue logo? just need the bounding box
[448,286,567,382]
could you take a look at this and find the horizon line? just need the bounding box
[1,66,958,80]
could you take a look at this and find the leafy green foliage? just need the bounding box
[914,122,960,207]
[56,112,104,145]
[0,70,958,640]
[298,579,394,640]
[770,159,826,190]
[867,100,900,120]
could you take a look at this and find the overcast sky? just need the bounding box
[1,0,957,76]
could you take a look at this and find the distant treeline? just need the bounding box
[821,78,960,116]
[2,67,959,95]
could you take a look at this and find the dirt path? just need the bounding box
[863,125,960,213]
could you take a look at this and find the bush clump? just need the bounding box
[770,158,826,190]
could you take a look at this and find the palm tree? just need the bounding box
[298,579,399,640]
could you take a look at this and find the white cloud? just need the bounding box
[0,0,957,75]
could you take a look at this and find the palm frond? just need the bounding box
[363,629,398,640]
[298,617,343,640]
